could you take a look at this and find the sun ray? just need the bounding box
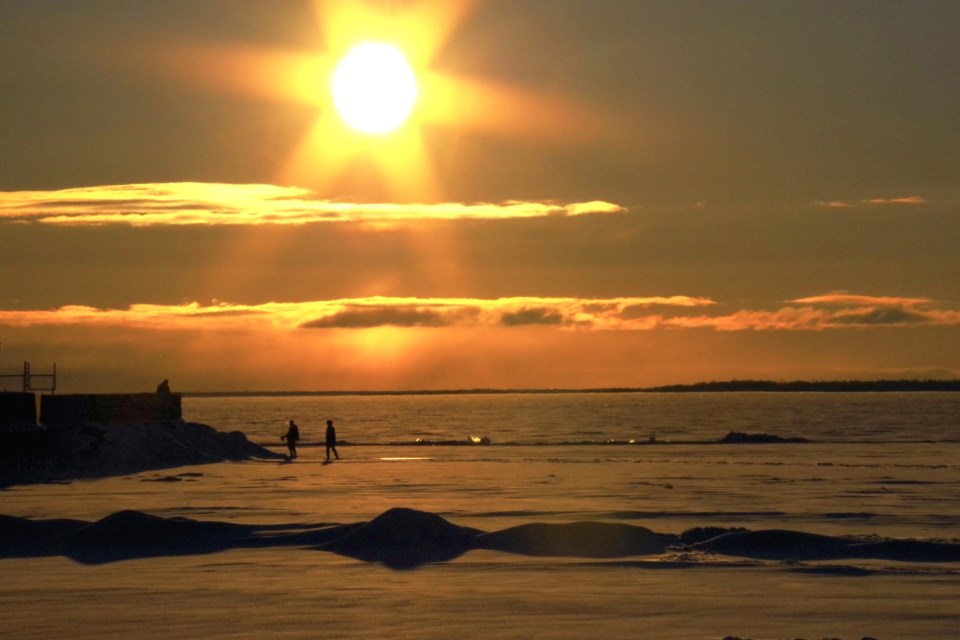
[131,38,331,108]
[369,125,438,201]
[419,72,624,146]
[311,0,477,66]
[121,0,633,206]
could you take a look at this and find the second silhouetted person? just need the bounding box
[325,419,340,461]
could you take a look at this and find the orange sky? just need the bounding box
[1,0,959,392]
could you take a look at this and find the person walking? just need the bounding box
[281,420,300,459]
[325,419,340,461]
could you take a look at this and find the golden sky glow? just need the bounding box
[129,0,627,202]
[1,2,959,391]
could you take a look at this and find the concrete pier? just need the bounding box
[0,392,39,432]
[40,393,182,428]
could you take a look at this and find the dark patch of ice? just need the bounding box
[476,521,670,557]
[3,508,960,569]
[692,528,960,562]
[718,431,810,444]
[321,507,481,569]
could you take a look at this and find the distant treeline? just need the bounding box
[644,379,960,393]
[183,379,960,397]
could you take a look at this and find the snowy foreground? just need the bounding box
[2,415,959,639]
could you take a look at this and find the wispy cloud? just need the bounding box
[3,294,958,333]
[815,200,858,209]
[678,294,960,331]
[861,196,928,205]
[0,296,712,330]
[788,293,959,328]
[0,183,626,226]
[792,294,931,307]
[816,195,929,209]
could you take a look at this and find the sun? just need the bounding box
[331,42,419,135]
[147,1,611,200]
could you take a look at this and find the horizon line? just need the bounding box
[180,378,960,397]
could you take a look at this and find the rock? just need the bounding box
[0,420,283,488]
[718,431,809,444]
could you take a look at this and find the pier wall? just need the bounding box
[40,393,182,428]
[0,392,39,432]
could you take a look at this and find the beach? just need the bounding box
[2,392,959,639]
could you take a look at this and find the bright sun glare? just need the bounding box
[154,1,606,199]
[331,42,418,135]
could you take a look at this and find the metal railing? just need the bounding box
[0,362,57,394]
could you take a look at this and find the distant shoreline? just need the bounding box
[182,379,960,397]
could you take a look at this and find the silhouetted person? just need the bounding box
[325,419,339,461]
[281,420,300,459]
[156,379,171,394]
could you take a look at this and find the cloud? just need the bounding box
[792,294,932,307]
[815,200,858,209]
[816,196,928,209]
[675,294,960,331]
[793,293,960,328]
[0,296,712,331]
[3,293,958,334]
[861,196,928,205]
[297,296,716,331]
[500,308,565,326]
[828,307,929,326]
[300,305,477,329]
[0,183,626,226]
